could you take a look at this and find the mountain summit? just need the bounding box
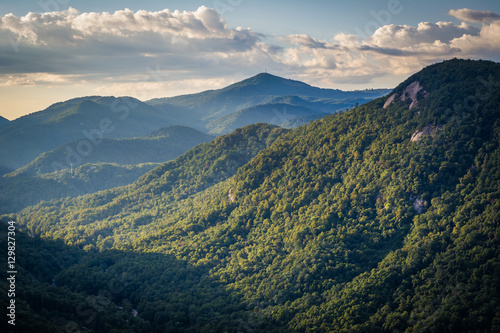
[220,72,322,95]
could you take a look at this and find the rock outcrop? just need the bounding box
[384,80,429,109]
[228,188,236,203]
[410,125,442,142]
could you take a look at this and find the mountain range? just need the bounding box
[147,72,388,120]
[1,59,500,332]
[0,96,178,172]
[0,73,388,212]
[0,74,388,176]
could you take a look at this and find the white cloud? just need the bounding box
[450,20,500,58]
[449,8,500,23]
[1,6,255,45]
[0,6,499,96]
[0,6,264,77]
[273,13,500,86]
[369,21,479,49]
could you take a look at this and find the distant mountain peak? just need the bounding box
[145,72,391,123]
[253,72,275,78]
[252,72,287,80]
[233,72,311,88]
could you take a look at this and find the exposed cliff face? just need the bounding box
[384,80,429,109]
[410,195,426,214]
[410,124,442,142]
[228,187,236,203]
[383,93,397,108]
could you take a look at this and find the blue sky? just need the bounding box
[1,0,500,119]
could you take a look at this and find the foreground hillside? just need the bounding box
[2,59,500,332]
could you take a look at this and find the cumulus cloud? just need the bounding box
[450,20,500,58]
[274,14,500,86]
[369,21,479,49]
[0,6,257,46]
[449,8,500,23]
[0,6,265,78]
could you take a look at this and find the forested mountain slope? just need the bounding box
[12,122,287,244]
[2,59,500,332]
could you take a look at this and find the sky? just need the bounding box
[1,0,499,120]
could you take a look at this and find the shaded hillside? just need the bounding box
[12,126,214,176]
[0,96,177,172]
[142,102,206,132]
[267,95,373,113]
[280,114,325,129]
[0,115,8,127]
[206,103,322,135]
[5,59,500,332]
[206,94,373,134]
